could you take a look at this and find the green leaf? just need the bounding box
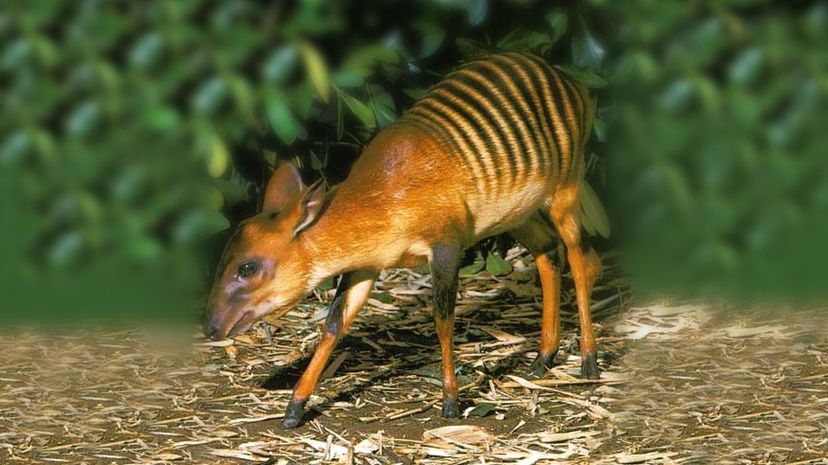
[694,76,719,114]
[208,137,229,178]
[129,32,162,69]
[593,118,607,142]
[728,48,763,86]
[485,252,512,276]
[657,79,693,111]
[368,85,397,127]
[126,237,163,264]
[341,45,399,80]
[214,179,249,206]
[192,77,227,115]
[145,105,181,132]
[339,91,376,128]
[173,209,230,243]
[403,87,428,100]
[579,180,610,238]
[456,38,495,60]
[300,42,330,103]
[32,35,58,68]
[201,186,224,210]
[336,95,344,139]
[499,30,552,53]
[309,149,324,170]
[66,101,101,138]
[459,252,485,276]
[0,132,30,163]
[468,403,496,418]
[332,69,364,88]
[228,75,254,114]
[571,20,604,70]
[30,127,56,159]
[344,45,399,70]
[374,102,397,128]
[1,39,31,69]
[264,94,298,144]
[262,45,298,84]
[317,277,335,291]
[292,84,314,119]
[556,64,608,88]
[546,9,568,44]
[48,231,83,267]
[371,291,393,303]
[418,23,446,58]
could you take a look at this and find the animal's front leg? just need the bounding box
[282,270,377,428]
[430,244,462,418]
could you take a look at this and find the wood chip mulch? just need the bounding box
[1,248,826,464]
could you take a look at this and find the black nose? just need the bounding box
[203,315,222,341]
[204,325,220,341]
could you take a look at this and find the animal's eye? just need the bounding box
[237,261,259,279]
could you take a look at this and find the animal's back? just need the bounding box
[393,52,594,238]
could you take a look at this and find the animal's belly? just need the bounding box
[390,179,552,267]
[469,180,551,241]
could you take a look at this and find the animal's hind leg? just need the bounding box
[549,184,602,379]
[509,214,562,376]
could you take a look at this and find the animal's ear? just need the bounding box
[263,163,305,213]
[293,180,326,237]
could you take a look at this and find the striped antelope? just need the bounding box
[206,52,601,428]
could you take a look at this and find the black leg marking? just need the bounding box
[581,351,600,380]
[530,349,558,377]
[442,398,460,418]
[324,272,360,338]
[432,244,461,317]
[324,290,346,338]
[282,399,306,429]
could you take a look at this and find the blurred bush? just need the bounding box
[0,0,824,323]
[603,1,828,299]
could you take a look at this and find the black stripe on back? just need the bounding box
[444,71,518,185]
[510,53,562,175]
[472,62,536,181]
[491,54,552,174]
[526,55,574,178]
[454,67,520,185]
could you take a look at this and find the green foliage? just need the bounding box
[485,252,514,277]
[580,180,610,238]
[603,1,828,298]
[459,252,486,277]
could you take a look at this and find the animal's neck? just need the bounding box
[300,128,423,281]
[301,187,386,281]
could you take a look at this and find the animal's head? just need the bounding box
[205,164,326,340]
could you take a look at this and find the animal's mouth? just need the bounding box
[226,310,257,338]
[225,304,294,338]
[206,300,298,341]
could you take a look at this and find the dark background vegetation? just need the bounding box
[1,0,826,323]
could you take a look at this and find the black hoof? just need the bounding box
[281,399,306,429]
[441,398,460,418]
[281,416,301,429]
[529,350,558,377]
[581,352,600,380]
